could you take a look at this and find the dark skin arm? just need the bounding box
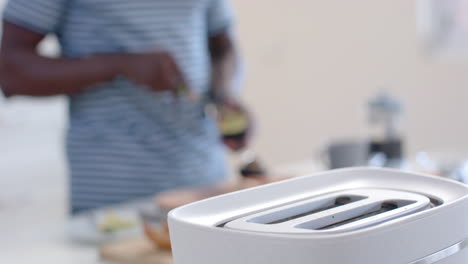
[209,32,253,151]
[0,22,185,97]
[208,31,238,104]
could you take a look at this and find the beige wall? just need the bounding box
[233,0,468,166]
[1,0,467,168]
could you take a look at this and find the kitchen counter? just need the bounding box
[0,98,321,264]
[0,159,320,264]
[0,98,99,263]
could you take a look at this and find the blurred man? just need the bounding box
[0,0,245,214]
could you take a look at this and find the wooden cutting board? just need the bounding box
[100,237,173,264]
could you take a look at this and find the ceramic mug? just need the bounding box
[321,140,370,169]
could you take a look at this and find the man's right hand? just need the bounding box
[121,52,187,94]
[0,21,189,97]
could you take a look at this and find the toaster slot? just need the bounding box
[265,197,355,225]
[223,189,431,234]
[297,199,418,231]
[248,195,366,225]
[316,202,399,230]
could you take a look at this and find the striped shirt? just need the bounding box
[4,0,235,213]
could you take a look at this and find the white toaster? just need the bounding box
[168,168,468,264]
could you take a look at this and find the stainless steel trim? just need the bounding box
[408,239,468,264]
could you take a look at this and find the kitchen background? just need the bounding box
[1,0,468,263]
[2,0,468,170]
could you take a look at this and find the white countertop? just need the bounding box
[0,97,321,264]
[0,97,99,263]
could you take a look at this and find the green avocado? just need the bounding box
[219,111,249,136]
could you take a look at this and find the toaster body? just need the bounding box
[169,168,468,264]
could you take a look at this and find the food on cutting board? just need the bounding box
[143,222,172,250]
[98,211,137,233]
[144,176,293,250]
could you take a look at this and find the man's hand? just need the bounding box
[123,52,187,94]
[208,32,250,151]
[218,100,254,151]
[0,22,189,97]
